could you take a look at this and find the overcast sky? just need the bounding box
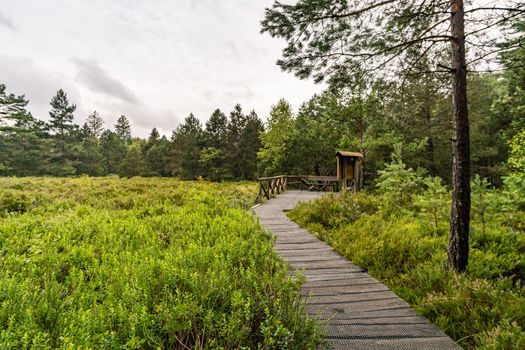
[0,0,324,137]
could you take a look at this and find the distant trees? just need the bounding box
[0,82,267,180]
[1,32,523,193]
[170,113,203,179]
[0,84,47,175]
[115,115,132,143]
[48,89,78,175]
[239,111,264,179]
[119,142,150,177]
[168,106,263,180]
[85,111,104,138]
[226,104,248,179]
[258,99,295,176]
[143,128,170,176]
[48,89,76,138]
[202,109,229,181]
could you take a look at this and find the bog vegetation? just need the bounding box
[1,2,525,349]
[0,177,321,349]
[288,147,525,349]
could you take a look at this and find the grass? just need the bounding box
[0,177,321,349]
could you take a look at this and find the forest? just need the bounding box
[0,66,523,185]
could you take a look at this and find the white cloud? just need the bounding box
[0,55,82,120]
[0,0,325,137]
[72,58,139,105]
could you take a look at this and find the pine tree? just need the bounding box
[74,137,104,176]
[48,89,76,138]
[115,115,132,142]
[47,89,78,175]
[86,111,104,138]
[143,128,170,176]
[148,127,160,143]
[239,110,264,179]
[100,130,127,174]
[0,83,28,126]
[0,84,48,175]
[170,113,203,179]
[226,104,247,179]
[201,109,229,180]
[142,127,161,156]
[118,142,150,177]
[145,136,170,176]
[205,109,228,149]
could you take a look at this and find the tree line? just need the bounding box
[0,87,262,180]
[259,70,522,186]
[1,64,522,185]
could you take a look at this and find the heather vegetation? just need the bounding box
[0,178,321,349]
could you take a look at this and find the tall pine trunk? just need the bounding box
[449,0,470,273]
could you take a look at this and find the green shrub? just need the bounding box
[0,177,321,349]
[288,171,525,349]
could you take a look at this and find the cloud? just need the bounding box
[72,58,139,104]
[0,55,82,120]
[0,12,16,31]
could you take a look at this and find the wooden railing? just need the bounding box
[256,175,288,202]
[256,175,340,202]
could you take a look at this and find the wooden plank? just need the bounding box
[324,337,460,350]
[252,191,463,350]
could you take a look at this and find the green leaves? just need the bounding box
[287,172,525,349]
[508,130,525,173]
[0,178,320,348]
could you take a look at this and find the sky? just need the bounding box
[0,0,324,137]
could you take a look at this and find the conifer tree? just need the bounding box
[205,109,228,150]
[201,109,229,180]
[86,111,104,138]
[170,113,203,179]
[148,127,160,143]
[48,89,76,137]
[119,142,150,177]
[0,84,47,175]
[239,110,264,179]
[145,135,170,176]
[226,104,247,179]
[47,89,78,175]
[100,130,127,174]
[115,115,132,142]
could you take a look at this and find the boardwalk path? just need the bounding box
[253,191,462,350]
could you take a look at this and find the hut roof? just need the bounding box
[336,151,364,158]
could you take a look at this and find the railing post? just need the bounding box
[256,175,296,202]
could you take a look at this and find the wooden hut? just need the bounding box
[336,151,363,192]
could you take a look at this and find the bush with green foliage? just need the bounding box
[288,155,525,349]
[0,177,321,349]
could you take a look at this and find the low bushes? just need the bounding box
[0,177,321,349]
[288,157,525,349]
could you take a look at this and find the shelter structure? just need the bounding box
[336,151,364,192]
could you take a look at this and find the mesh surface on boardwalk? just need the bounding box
[253,191,462,350]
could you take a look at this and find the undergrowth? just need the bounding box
[0,177,322,349]
[288,150,525,349]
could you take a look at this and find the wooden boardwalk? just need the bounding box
[253,191,462,350]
